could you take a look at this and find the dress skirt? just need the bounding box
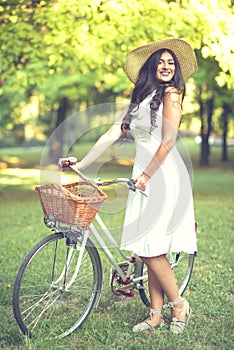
[120,96,197,257]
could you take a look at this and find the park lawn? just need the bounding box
[0,143,233,350]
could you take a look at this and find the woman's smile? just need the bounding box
[156,51,175,82]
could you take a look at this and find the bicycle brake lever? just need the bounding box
[128,179,148,197]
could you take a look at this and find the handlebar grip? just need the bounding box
[58,157,77,169]
[67,157,77,165]
[127,179,136,192]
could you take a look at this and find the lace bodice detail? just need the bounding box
[130,92,163,144]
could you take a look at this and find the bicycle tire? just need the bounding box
[136,252,195,307]
[13,232,102,339]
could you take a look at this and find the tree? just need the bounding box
[217,88,234,162]
[175,0,234,165]
[0,0,175,154]
[0,0,234,165]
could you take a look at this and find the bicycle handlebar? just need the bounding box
[58,157,147,196]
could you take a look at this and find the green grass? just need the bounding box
[0,141,234,349]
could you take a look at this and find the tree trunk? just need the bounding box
[49,97,69,162]
[200,97,213,166]
[13,123,25,144]
[221,103,230,162]
[200,133,209,166]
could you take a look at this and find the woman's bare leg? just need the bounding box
[142,255,179,301]
[147,267,164,310]
[137,267,164,327]
[141,255,189,322]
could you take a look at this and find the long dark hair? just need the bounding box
[121,48,186,133]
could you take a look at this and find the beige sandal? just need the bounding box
[166,297,192,334]
[132,308,164,333]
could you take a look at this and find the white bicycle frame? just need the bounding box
[90,214,139,283]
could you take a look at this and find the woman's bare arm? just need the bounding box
[77,106,128,170]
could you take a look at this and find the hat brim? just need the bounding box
[125,38,197,84]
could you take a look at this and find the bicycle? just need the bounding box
[13,157,196,340]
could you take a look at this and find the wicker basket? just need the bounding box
[35,181,107,226]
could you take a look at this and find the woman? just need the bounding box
[71,38,197,333]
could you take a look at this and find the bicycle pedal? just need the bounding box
[116,288,136,298]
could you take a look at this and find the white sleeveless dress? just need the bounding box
[120,91,197,257]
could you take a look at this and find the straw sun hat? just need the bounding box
[125,38,197,84]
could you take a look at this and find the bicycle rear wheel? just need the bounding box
[136,252,195,307]
[13,232,102,339]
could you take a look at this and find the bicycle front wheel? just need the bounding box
[136,252,195,307]
[13,232,102,339]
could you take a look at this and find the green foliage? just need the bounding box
[1,0,234,94]
[0,0,234,160]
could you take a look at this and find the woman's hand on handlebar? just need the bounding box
[58,157,79,170]
[134,173,149,192]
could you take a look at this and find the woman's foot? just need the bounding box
[168,297,192,334]
[133,308,164,333]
